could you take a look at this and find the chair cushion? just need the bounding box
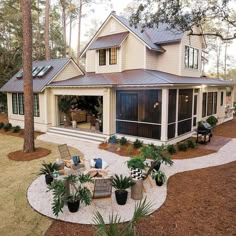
[90,158,108,169]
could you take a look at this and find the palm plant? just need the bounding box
[93,197,153,236]
[38,161,58,176]
[47,173,93,216]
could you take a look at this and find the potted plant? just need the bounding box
[47,173,93,216]
[152,170,167,186]
[127,157,146,180]
[38,161,58,185]
[112,174,134,205]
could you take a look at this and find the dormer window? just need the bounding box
[99,49,106,66]
[109,48,117,65]
[185,46,199,69]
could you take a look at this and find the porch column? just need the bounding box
[103,88,111,135]
[161,88,168,142]
[51,95,58,126]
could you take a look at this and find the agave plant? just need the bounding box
[93,197,153,236]
[112,174,134,191]
[38,161,58,176]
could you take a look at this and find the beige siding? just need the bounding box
[99,17,127,36]
[156,43,181,75]
[146,48,158,70]
[123,34,145,70]
[52,61,82,82]
[86,50,96,72]
[180,31,202,77]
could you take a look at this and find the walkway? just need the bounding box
[27,134,236,224]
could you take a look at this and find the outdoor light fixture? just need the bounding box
[153,102,159,108]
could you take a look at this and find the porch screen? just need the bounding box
[178,89,193,135]
[168,89,177,139]
[116,90,162,140]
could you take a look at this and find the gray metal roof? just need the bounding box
[48,69,235,87]
[88,32,129,50]
[0,58,71,93]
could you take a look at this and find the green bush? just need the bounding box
[233,102,236,116]
[3,123,12,132]
[12,126,21,133]
[206,116,218,126]
[187,139,196,149]
[108,135,118,144]
[177,142,188,152]
[133,139,143,149]
[0,122,4,129]
[167,144,176,154]
[119,136,128,146]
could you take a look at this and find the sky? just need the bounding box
[71,0,236,74]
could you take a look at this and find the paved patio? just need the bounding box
[27,134,236,224]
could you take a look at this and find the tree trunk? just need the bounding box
[21,0,35,153]
[62,6,67,57]
[77,1,82,64]
[69,15,72,57]
[45,0,50,60]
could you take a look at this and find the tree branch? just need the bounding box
[188,32,236,41]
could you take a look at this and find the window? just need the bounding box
[109,48,117,65]
[33,94,40,117]
[185,46,199,69]
[99,49,106,66]
[221,91,224,106]
[207,92,213,116]
[213,92,218,114]
[11,93,40,117]
[12,93,18,114]
[18,93,24,115]
[202,93,207,117]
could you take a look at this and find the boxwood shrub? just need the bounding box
[3,123,12,132]
[133,139,143,149]
[119,136,128,146]
[167,144,176,154]
[177,142,188,152]
[12,126,21,133]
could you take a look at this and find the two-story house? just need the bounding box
[1,11,235,144]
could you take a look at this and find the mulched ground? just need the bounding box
[213,118,236,138]
[8,148,51,161]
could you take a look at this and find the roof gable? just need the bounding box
[0,58,83,93]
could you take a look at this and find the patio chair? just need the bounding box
[58,144,71,160]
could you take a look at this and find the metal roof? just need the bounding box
[88,32,129,50]
[48,69,235,88]
[0,58,71,93]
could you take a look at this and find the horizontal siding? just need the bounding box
[156,43,180,75]
[146,48,158,70]
[123,34,145,70]
[180,31,203,77]
[86,50,96,72]
[52,62,82,82]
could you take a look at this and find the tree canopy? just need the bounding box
[129,0,236,41]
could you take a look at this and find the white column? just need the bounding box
[161,88,168,142]
[103,88,110,135]
[175,89,179,137]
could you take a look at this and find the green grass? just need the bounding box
[0,134,82,236]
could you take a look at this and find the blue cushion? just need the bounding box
[72,156,80,166]
[94,158,102,169]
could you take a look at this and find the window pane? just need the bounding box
[213,92,217,114]
[194,49,199,69]
[12,93,18,114]
[116,121,138,136]
[178,119,192,135]
[168,123,176,139]
[116,92,138,121]
[194,94,197,115]
[34,94,40,117]
[221,91,224,106]
[168,89,177,123]
[202,93,207,117]
[185,46,189,67]
[189,48,194,68]
[178,89,193,121]
[18,93,24,115]
[99,49,106,66]
[207,92,213,116]
[193,117,197,127]
[109,48,117,65]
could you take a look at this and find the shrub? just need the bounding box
[206,116,218,126]
[3,123,12,132]
[167,144,176,154]
[108,135,118,144]
[119,136,128,146]
[12,126,21,133]
[177,142,188,152]
[187,139,196,149]
[133,139,143,149]
[0,122,4,129]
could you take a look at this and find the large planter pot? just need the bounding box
[45,174,53,185]
[115,190,128,205]
[67,200,80,213]
[131,179,143,200]
[155,179,164,186]
[130,168,143,180]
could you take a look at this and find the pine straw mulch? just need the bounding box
[8,148,51,161]
[45,161,236,236]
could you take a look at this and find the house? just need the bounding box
[1,11,235,145]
